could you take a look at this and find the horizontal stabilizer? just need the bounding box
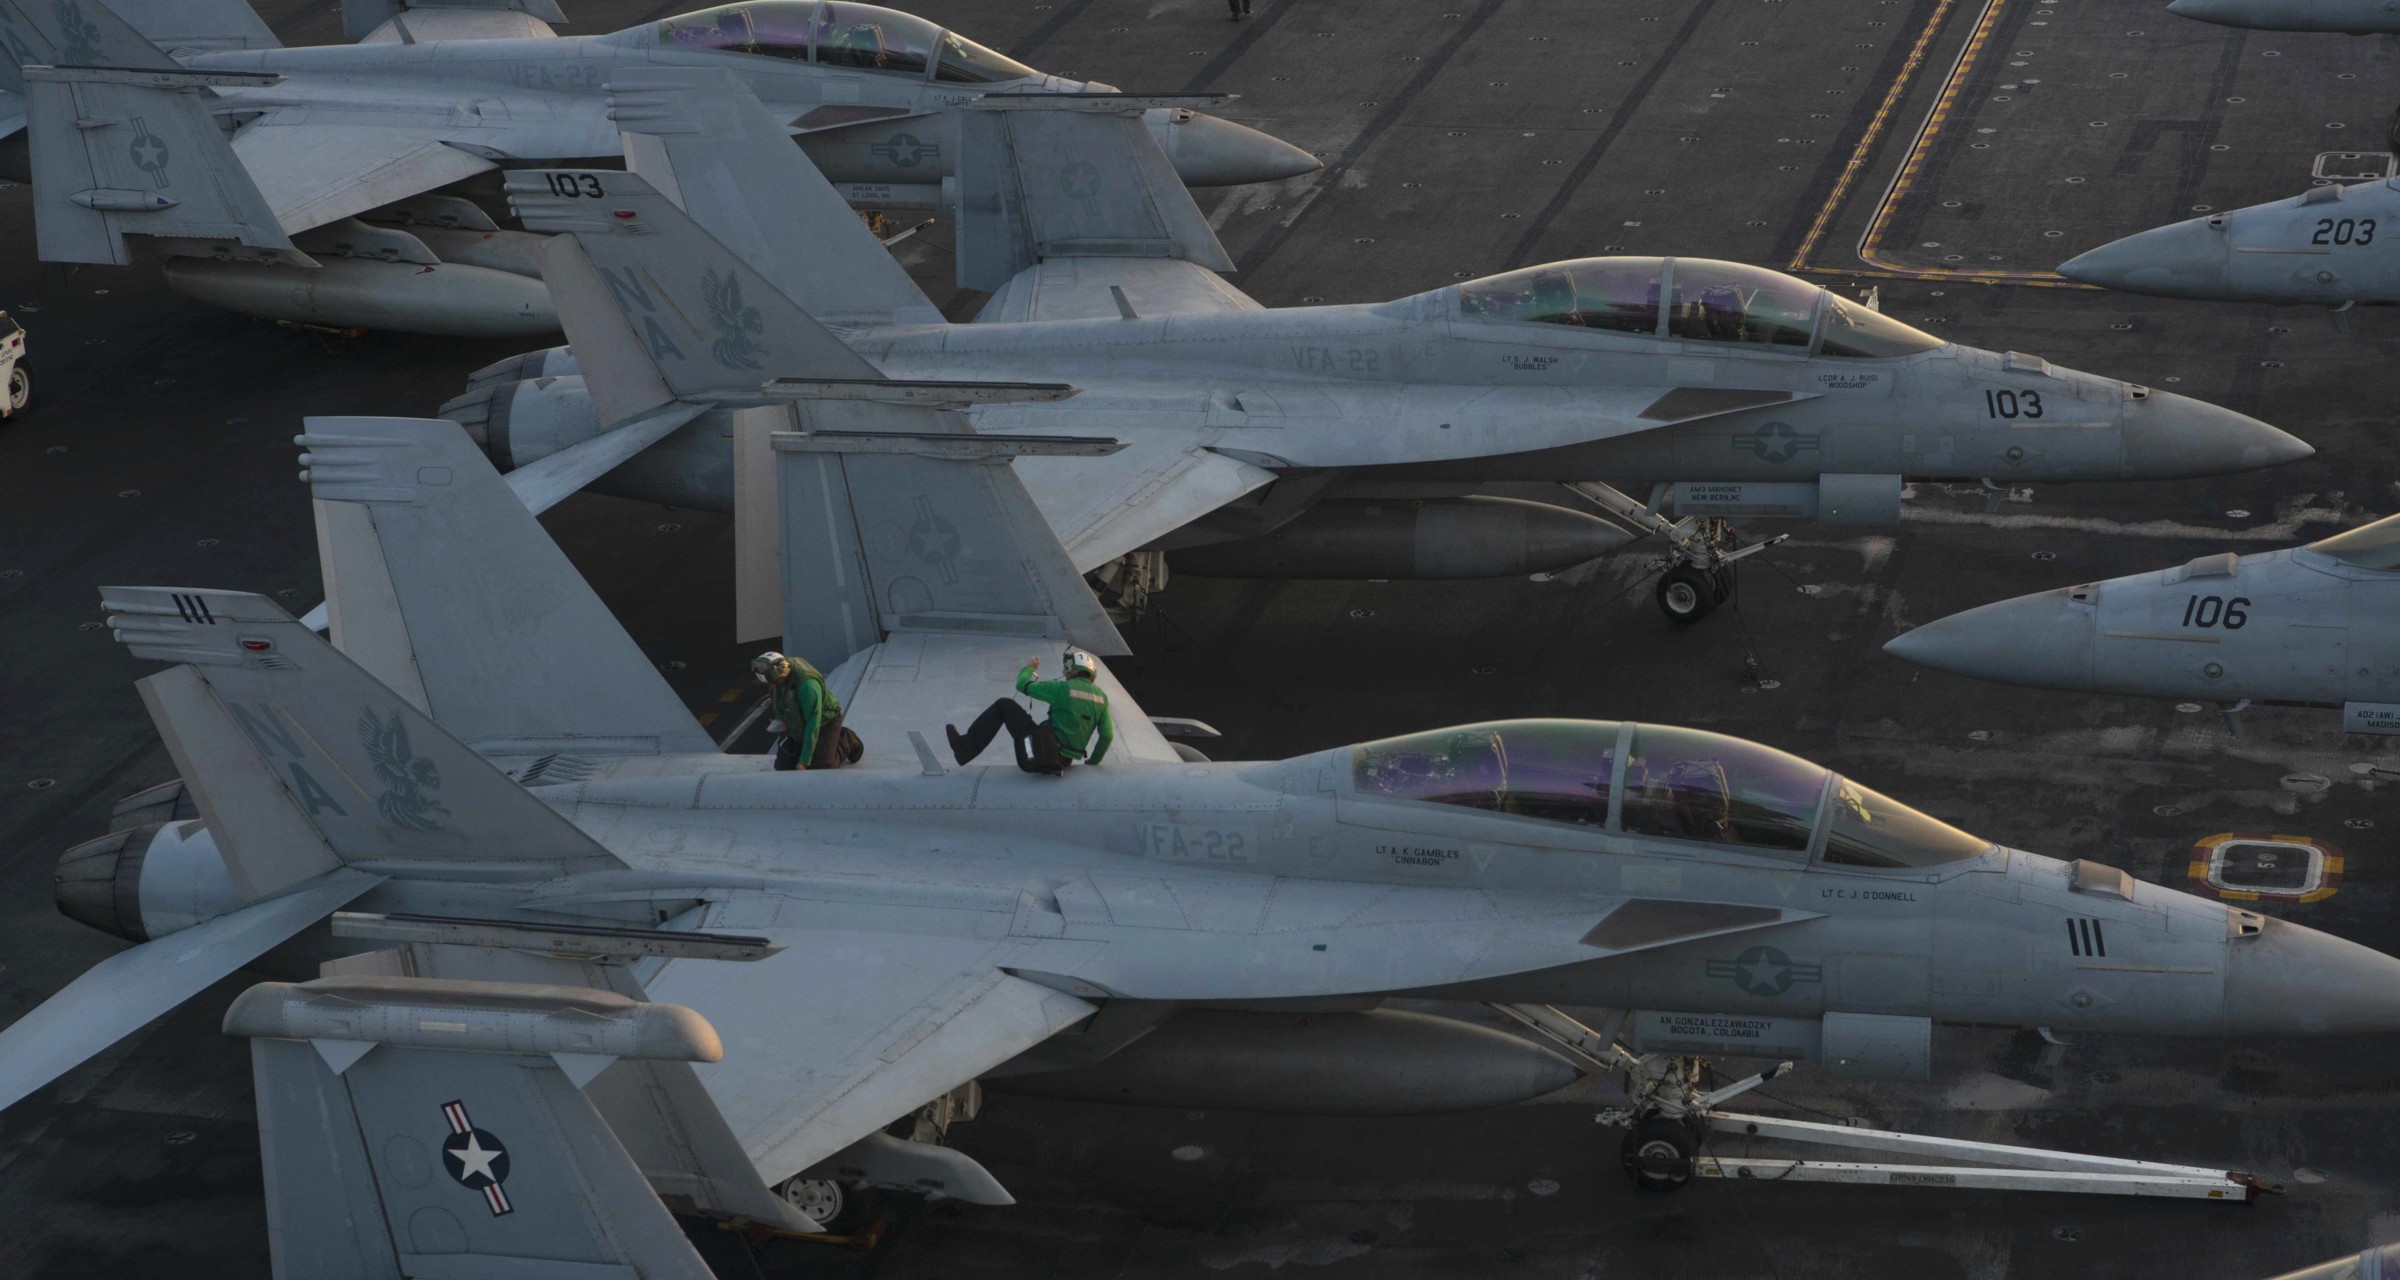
[609,67,942,327]
[303,416,717,757]
[23,65,304,267]
[235,977,722,1278]
[0,868,380,1115]
[107,585,628,875]
[956,100,1233,293]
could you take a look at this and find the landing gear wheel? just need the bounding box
[2388,101,2400,155]
[777,1177,877,1234]
[1621,1116,1699,1192]
[6,363,26,416]
[1656,565,1717,625]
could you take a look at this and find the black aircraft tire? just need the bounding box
[6,363,25,415]
[1621,1117,1699,1192]
[1656,566,1716,625]
[779,1178,880,1235]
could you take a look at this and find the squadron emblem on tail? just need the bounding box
[701,266,767,370]
[358,705,449,831]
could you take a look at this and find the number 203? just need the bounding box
[2312,218,2376,246]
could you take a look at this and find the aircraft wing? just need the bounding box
[233,121,497,234]
[635,878,1814,1185]
[974,256,1264,322]
[1015,430,1275,571]
[641,920,1097,1188]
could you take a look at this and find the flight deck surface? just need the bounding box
[1,0,2395,1275]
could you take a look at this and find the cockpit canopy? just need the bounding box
[640,2,1039,82]
[2310,512,2400,570]
[1451,258,1943,358]
[1352,719,1989,868]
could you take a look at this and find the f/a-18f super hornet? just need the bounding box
[2059,178,2400,306]
[1886,513,2400,732]
[0,0,1314,335]
[7,242,2395,1250]
[440,74,2310,627]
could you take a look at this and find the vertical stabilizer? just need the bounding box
[513,167,881,417]
[228,976,727,1279]
[608,67,942,327]
[22,64,307,266]
[955,97,1235,293]
[773,418,1130,675]
[302,416,716,757]
[104,586,625,877]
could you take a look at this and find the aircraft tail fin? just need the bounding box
[0,0,180,84]
[228,976,726,1278]
[772,410,1130,675]
[21,64,307,267]
[955,96,1234,293]
[104,585,626,888]
[303,415,718,757]
[512,165,881,425]
[95,0,277,51]
[609,67,942,327]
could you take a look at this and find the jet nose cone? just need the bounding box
[1884,587,2096,691]
[1159,111,1321,187]
[2223,918,2400,1036]
[2057,218,2228,298]
[2121,391,2313,478]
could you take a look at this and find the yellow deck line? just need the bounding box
[1789,0,2096,288]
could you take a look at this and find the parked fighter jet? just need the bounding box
[445,75,2309,628]
[1885,513,2400,731]
[2166,0,2400,33]
[8,181,2395,1241]
[0,0,1315,334]
[2059,179,2400,305]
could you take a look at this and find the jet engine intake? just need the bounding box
[1167,496,1630,580]
[990,1008,1583,1114]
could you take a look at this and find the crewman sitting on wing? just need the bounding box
[754,651,851,771]
[947,649,1114,775]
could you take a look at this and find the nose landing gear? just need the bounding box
[1567,482,1785,625]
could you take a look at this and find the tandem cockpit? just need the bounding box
[617,0,1043,82]
[1437,257,1945,359]
[1351,720,1991,869]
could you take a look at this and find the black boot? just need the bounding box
[946,724,967,765]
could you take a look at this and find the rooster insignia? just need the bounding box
[701,266,767,371]
[358,707,449,832]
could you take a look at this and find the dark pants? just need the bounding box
[954,699,1065,774]
[773,712,849,772]
[1227,0,1250,15]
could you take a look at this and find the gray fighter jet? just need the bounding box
[2165,0,2400,33]
[6,222,2395,1231]
[443,74,2309,627]
[0,0,1314,334]
[1885,513,2400,731]
[2059,179,2400,305]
